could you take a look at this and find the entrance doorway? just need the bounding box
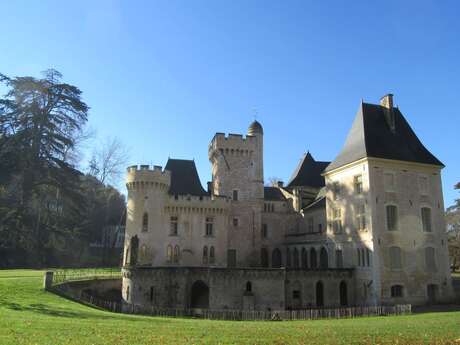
[427,284,438,304]
[339,281,348,306]
[316,281,324,307]
[191,280,209,308]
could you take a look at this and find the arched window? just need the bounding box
[421,207,432,232]
[130,236,139,265]
[425,247,436,271]
[246,281,252,292]
[209,246,215,264]
[320,247,328,269]
[125,246,130,265]
[173,245,180,263]
[391,285,403,297]
[286,248,292,268]
[166,245,173,263]
[293,248,299,268]
[310,248,317,269]
[203,246,208,264]
[272,248,282,268]
[140,244,147,262]
[261,248,269,267]
[301,248,308,269]
[142,212,148,232]
[389,246,402,269]
[386,205,398,231]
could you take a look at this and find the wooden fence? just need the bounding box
[79,291,411,321]
[49,269,411,321]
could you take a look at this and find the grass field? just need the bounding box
[1,270,460,345]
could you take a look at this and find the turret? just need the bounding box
[124,165,170,266]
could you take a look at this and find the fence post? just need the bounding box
[43,271,54,290]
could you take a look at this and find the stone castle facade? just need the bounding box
[121,94,454,310]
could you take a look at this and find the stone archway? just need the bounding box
[191,280,209,309]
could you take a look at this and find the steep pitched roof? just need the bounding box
[325,102,443,172]
[165,158,208,196]
[264,186,286,201]
[287,152,330,189]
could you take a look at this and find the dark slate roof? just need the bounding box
[326,102,443,172]
[286,152,330,189]
[264,187,286,201]
[248,120,263,135]
[165,159,208,196]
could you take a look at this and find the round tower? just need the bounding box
[123,165,171,266]
[247,120,264,199]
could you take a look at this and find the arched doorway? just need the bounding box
[191,280,209,309]
[320,247,328,269]
[272,249,282,268]
[310,248,317,269]
[339,281,348,306]
[316,281,324,307]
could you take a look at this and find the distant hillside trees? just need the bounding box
[0,70,126,268]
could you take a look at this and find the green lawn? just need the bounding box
[1,270,460,345]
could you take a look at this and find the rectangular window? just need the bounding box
[357,248,361,267]
[356,204,366,231]
[233,217,239,227]
[391,285,403,298]
[335,249,343,268]
[264,203,267,212]
[421,207,432,232]
[170,216,178,236]
[386,205,398,231]
[384,173,395,191]
[318,224,323,233]
[333,208,342,234]
[205,217,214,236]
[307,217,314,233]
[418,176,428,195]
[292,290,301,299]
[366,248,371,267]
[389,246,402,270]
[232,190,238,201]
[354,175,363,194]
[227,249,236,268]
[332,182,340,200]
[261,224,268,239]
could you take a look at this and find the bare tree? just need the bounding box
[89,136,130,185]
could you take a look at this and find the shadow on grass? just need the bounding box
[0,297,170,323]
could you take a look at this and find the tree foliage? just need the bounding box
[447,182,460,271]
[0,70,126,268]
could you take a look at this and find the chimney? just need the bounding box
[207,181,213,195]
[277,181,284,188]
[380,93,395,132]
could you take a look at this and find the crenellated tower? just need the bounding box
[124,165,170,265]
[208,120,264,201]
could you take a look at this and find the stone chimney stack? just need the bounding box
[380,93,395,132]
[277,181,284,188]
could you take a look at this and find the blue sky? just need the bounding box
[1,0,459,206]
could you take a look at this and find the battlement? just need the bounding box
[165,194,230,214]
[208,132,258,158]
[126,164,171,189]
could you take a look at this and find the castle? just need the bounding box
[121,94,454,310]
